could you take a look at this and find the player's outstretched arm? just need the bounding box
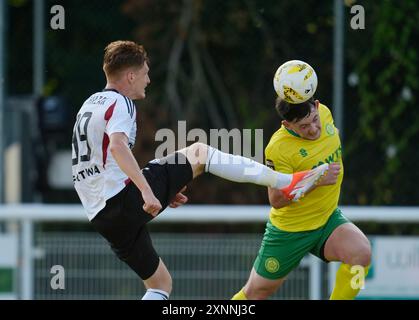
[109,132,162,216]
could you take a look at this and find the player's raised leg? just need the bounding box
[177,142,328,200]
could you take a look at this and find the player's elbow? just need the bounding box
[109,133,129,154]
[109,140,125,157]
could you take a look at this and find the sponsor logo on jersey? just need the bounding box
[299,148,308,157]
[73,165,101,182]
[312,145,342,168]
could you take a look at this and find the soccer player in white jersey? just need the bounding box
[71,41,328,300]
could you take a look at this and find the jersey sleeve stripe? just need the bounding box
[104,100,117,121]
[102,133,110,169]
[128,99,135,118]
[103,101,117,168]
[122,96,132,117]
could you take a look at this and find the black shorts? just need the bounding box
[91,152,193,280]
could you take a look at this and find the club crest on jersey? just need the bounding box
[326,123,335,136]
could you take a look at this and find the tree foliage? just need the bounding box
[344,0,419,205]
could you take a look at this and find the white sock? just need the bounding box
[141,288,169,300]
[204,146,293,189]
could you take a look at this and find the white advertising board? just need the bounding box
[359,236,419,299]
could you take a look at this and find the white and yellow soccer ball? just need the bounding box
[273,60,318,104]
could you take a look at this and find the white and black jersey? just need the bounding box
[72,89,136,220]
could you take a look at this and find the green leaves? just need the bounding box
[346,0,419,204]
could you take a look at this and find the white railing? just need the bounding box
[1,204,419,222]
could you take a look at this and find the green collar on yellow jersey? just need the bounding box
[285,127,301,138]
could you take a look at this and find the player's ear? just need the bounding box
[126,70,135,83]
[282,120,289,128]
[314,100,320,110]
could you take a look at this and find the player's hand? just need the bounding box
[169,186,188,208]
[317,162,340,186]
[141,190,162,216]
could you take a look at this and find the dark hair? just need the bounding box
[275,97,315,122]
[103,41,149,77]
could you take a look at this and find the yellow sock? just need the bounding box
[231,289,248,300]
[330,263,370,300]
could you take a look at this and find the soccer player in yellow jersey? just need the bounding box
[232,97,371,300]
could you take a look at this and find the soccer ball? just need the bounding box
[273,60,318,104]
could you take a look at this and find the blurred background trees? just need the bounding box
[6,0,419,205]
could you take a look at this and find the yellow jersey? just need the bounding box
[265,103,343,232]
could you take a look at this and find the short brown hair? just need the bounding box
[275,97,315,122]
[103,41,149,77]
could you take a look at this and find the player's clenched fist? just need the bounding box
[141,190,162,216]
[318,162,341,186]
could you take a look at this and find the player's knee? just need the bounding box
[358,243,372,266]
[349,241,372,267]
